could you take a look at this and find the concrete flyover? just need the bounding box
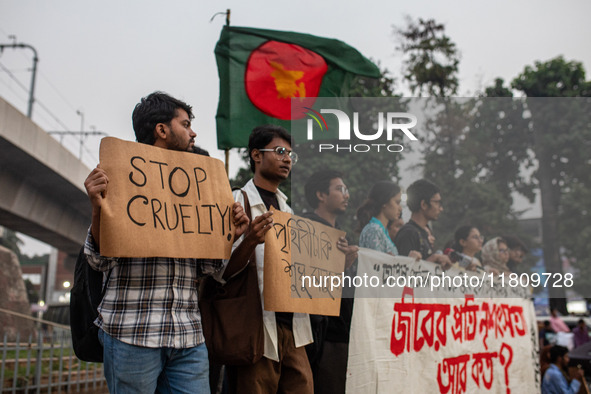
[0,97,92,256]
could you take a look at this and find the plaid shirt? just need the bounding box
[84,230,223,349]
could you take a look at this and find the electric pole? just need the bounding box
[0,40,39,118]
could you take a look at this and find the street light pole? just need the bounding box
[47,130,107,161]
[0,42,39,118]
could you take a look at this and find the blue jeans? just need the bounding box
[98,329,209,394]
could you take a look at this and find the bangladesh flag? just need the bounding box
[215,25,381,149]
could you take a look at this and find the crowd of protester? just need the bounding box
[539,309,590,393]
[83,93,588,393]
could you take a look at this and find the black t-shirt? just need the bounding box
[302,211,332,227]
[393,220,433,259]
[256,185,293,327]
[255,186,279,210]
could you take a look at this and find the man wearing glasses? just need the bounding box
[302,169,359,393]
[394,179,452,269]
[302,170,358,269]
[227,124,314,393]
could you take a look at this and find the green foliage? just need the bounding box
[394,17,460,97]
[0,229,23,260]
[560,182,591,296]
[510,56,591,311]
[394,16,528,248]
[512,56,591,97]
[350,63,399,98]
[419,98,530,248]
[3,347,102,383]
[24,279,39,304]
[229,149,254,191]
[19,253,50,266]
[474,85,536,202]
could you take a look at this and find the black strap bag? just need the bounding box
[199,191,264,365]
[70,246,110,362]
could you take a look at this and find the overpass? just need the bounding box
[0,97,92,256]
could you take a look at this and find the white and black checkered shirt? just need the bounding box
[84,230,223,348]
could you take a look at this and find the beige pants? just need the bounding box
[228,323,313,394]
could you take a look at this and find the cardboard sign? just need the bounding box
[263,208,346,316]
[98,137,235,258]
[346,248,539,393]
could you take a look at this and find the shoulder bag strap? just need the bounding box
[228,190,256,277]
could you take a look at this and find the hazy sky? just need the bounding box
[2,0,590,254]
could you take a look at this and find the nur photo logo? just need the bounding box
[303,108,419,153]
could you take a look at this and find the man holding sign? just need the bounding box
[227,125,314,393]
[83,92,249,393]
[303,170,359,394]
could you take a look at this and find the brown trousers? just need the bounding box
[227,323,313,394]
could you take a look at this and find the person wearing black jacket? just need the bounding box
[302,170,358,394]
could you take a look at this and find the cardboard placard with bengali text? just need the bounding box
[98,137,235,258]
[346,248,540,394]
[263,208,346,316]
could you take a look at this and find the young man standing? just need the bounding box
[303,170,358,393]
[83,92,248,393]
[394,179,451,268]
[542,345,583,393]
[229,124,313,393]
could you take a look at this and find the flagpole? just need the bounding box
[224,8,231,175]
[225,149,230,175]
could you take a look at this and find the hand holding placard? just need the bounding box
[98,137,235,259]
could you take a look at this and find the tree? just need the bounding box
[478,79,536,203]
[394,18,526,249]
[0,229,23,260]
[512,57,591,312]
[24,279,39,304]
[394,17,460,97]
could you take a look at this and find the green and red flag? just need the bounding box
[215,25,381,149]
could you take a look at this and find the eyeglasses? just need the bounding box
[333,185,349,196]
[470,235,484,241]
[430,199,443,207]
[258,147,298,165]
[498,248,509,254]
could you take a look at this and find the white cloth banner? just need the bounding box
[346,248,540,394]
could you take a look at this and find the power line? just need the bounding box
[0,75,29,104]
[0,42,38,118]
[0,60,74,131]
[0,36,104,162]
[1,36,79,119]
[81,142,99,164]
[38,71,79,113]
[0,61,29,92]
[35,100,71,131]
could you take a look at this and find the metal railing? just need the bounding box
[0,309,106,393]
